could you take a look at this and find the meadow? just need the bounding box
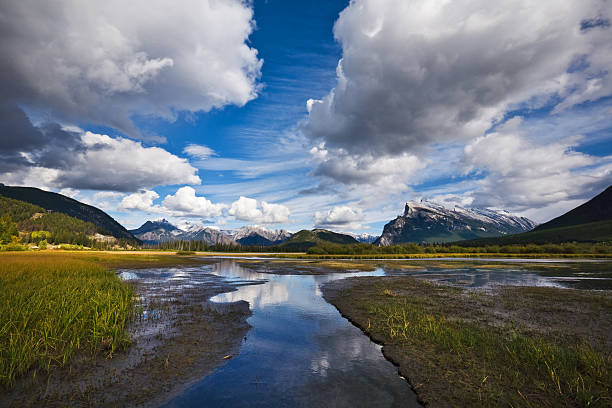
[0,251,207,389]
[323,276,612,407]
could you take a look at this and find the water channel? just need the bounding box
[119,258,612,407]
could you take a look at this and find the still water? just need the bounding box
[163,260,419,407]
[137,258,612,407]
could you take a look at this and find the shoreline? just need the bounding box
[322,276,612,407]
[0,255,256,408]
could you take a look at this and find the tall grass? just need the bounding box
[367,287,611,406]
[0,254,133,388]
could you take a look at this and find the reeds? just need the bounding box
[0,253,134,388]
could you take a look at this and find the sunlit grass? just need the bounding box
[0,253,137,388]
[363,283,612,407]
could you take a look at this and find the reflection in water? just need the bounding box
[160,259,612,407]
[163,261,417,408]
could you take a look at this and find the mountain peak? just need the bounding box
[377,200,536,245]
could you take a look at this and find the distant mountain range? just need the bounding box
[0,184,138,242]
[461,185,612,245]
[130,219,292,246]
[350,232,379,244]
[375,201,537,245]
[130,219,363,251]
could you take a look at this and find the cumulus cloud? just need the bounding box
[162,186,227,217]
[0,107,201,191]
[119,190,160,212]
[462,117,612,210]
[0,0,262,136]
[56,132,201,191]
[228,196,290,224]
[303,0,612,156]
[309,144,426,190]
[314,205,364,230]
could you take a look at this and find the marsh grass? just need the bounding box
[329,278,612,407]
[0,253,136,389]
[373,299,609,406]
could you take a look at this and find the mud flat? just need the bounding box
[1,264,260,408]
[322,276,612,407]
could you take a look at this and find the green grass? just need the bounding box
[372,297,609,406]
[0,253,135,389]
[326,278,612,407]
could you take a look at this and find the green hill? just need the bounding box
[0,184,137,242]
[279,229,359,251]
[457,186,612,246]
[0,196,106,245]
[533,186,612,231]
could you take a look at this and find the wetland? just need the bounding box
[1,253,611,407]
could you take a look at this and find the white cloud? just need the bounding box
[56,132,201,191]
[119,190,160,212]
[228,196,290,224]
[162,186,227,217]
[59,188,79,199]
[314,205,364,230]
[303,0,612,156]
[462,117,612,212]
[1,0,262,136]
[309,145,426,190]
[183,144,217,160]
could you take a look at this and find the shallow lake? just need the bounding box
[119,258,612,407]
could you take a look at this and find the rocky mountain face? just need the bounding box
[375,201,537,245]
[130,220,292,246]
[232,226,292,246]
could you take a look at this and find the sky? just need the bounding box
[0,0,611,235]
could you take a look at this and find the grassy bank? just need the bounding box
[0,251,209,389]
[323,277,612,407]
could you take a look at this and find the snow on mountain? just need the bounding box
[232,225,292,246]
[130,220,292,246]
[348,232,379,244]
[375,201,537,245]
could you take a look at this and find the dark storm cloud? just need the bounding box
[0,103,84,173]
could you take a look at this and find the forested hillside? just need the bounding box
[0,196,109,246]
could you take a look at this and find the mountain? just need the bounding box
[375,201,537,245]
[129,219,182,243]
[0,195,114,245]
[459,186,612,245]
[129,219,234,245]
[279,228,359,251]
[232,226,292,246]
[351,233,379,244]
[0,184,137,242]
[533,186,612,231]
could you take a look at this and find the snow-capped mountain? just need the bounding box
[231,226,293,246]
[375,201,537,245]
[349,232,379,244]
[130,220,292,246]
[129,219,234,245]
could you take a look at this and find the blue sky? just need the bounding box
[1,0,611,234]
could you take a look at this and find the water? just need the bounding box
[119,258,612,407]
[163,260,419,407]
